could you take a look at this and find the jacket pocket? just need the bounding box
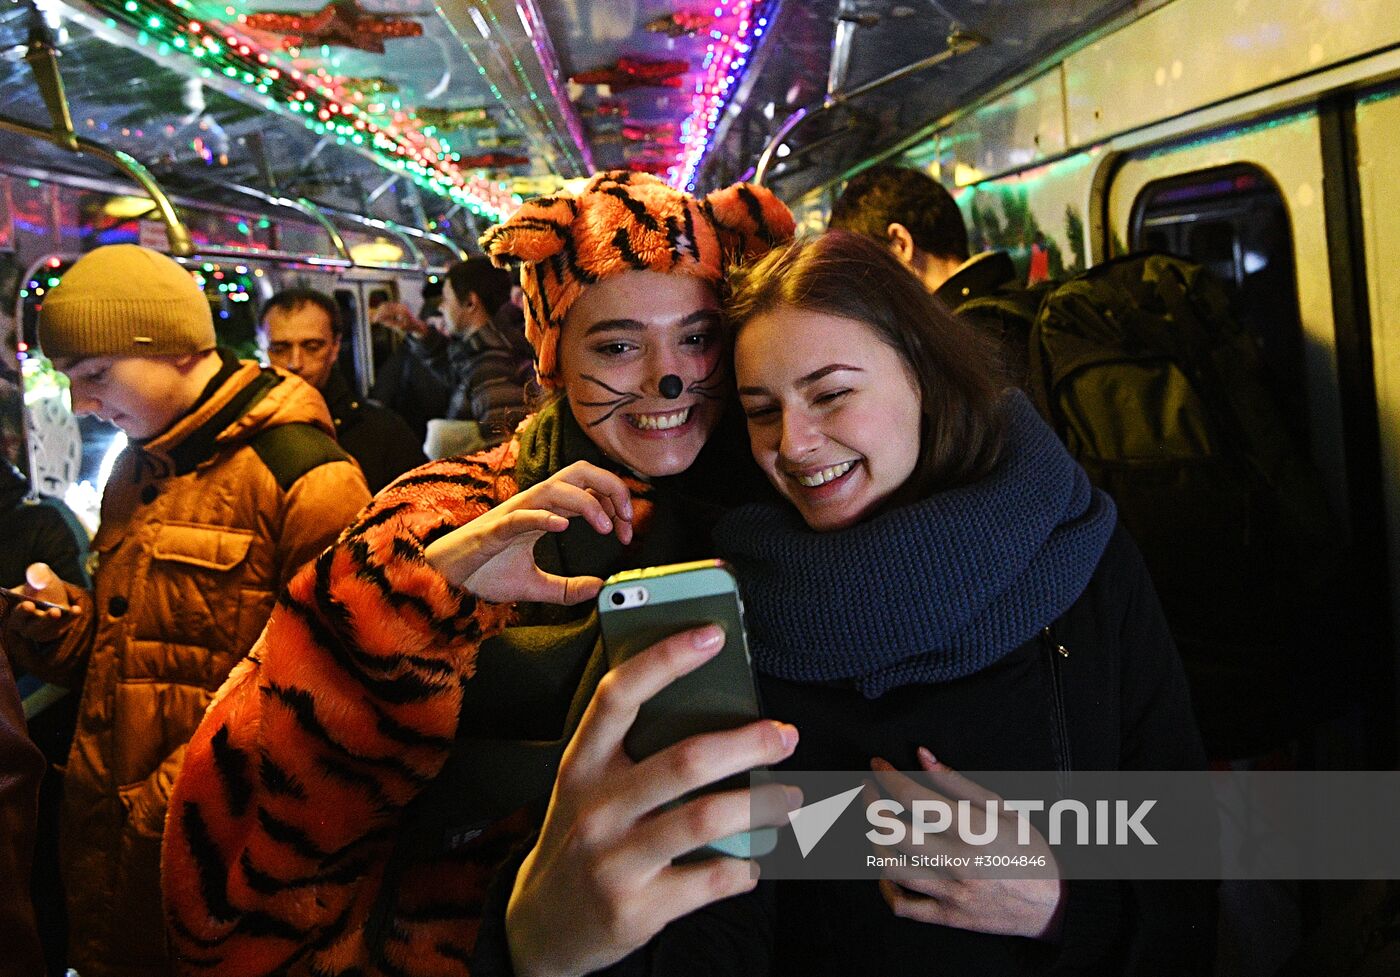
[139,523,256,659]
[152,522,255,571]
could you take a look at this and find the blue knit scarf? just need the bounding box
[711,391,1117,698]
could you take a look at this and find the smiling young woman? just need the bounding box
[161,171,796,977]
[705,230,1215,975]
[558,269,727,478]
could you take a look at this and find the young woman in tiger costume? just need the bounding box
[161,171,796,977]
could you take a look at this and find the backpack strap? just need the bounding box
[250,422,354,491]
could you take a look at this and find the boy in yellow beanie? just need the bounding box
[2,244,371,977]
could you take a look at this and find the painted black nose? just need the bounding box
[659,374,683,399]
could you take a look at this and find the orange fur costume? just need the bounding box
[481,170,794,387]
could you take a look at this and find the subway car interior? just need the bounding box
[3,0,1400,974]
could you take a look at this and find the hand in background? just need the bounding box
[507,625,801,977]
[370,300,431,337]
[868,748,1065,941]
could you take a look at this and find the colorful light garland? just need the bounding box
[82,0,521,220]
[675,0,778,190]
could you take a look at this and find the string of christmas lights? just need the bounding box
[83,0,521,220]
[675,0,778,190]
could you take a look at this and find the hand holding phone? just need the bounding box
[0,588,64,615]
[598,559,776,858]
[1,563,72,633]
[506,623,800,977]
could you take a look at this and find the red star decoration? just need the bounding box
[626,159,674,175]
[244,0,423,54]
[571,57,689,92]
[644,12,717,38]
[456,151,529,169]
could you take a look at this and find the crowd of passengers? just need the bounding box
[1,166,1213,977]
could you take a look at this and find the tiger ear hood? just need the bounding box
[480,171,794,389]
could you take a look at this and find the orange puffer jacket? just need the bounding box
[7,358,370,977]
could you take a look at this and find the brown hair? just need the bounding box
[725,230,1006,504]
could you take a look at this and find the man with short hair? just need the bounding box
[2,244,369,977]
[258,288,425,492]
[830,163,1018,305]
[373,257,535,455]
[831,164,1023,378]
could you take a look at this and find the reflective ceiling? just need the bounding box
[0,0,1144,240]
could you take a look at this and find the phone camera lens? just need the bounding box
[611,591,625,606]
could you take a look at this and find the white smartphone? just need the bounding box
[598,559,776,858]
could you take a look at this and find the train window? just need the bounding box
[190,262,260,359]
[1129,164,1307,436]
[334,288,361,385]
[11,179,57,256]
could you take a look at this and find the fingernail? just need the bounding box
[870,756,893,772]
[692,625,724,650]
[598,516,613,532]
[783,785,804,809]
[776,722,799,750]
[917,747,938,767]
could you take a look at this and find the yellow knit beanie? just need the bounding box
[39,244,215,360]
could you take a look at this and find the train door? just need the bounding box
[1105,112,1348,525]
[1104,106,1395,763]
[1351,84,1400,736]
[333,276,401,397]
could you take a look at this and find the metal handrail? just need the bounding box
[316,207,423,270]
[396,225,468,264]
[292,197,353,263]
[6,27,194,254]
[753,29,985,187]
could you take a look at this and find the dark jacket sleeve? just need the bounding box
[407,330,457,390]
[26,498,91,589]
[0,650,45,977]
[1103,528,1218,974]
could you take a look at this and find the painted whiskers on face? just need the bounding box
[559,270,726,477]
[685,357,727,402]
[577,375,641,427]
[577,350,727,430]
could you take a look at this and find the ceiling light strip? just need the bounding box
[79,0,519,219]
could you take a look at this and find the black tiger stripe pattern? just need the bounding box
[164,439,533,977]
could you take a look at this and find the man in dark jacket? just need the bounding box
[830,166,1027,380]
[259,288,426,492]
[373,258,535,453]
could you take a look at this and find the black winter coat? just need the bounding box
[756,525,1215,976]
[473,527,1215,977]
[320,367,427,493]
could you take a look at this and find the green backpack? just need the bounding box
[961,252,1345,759]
